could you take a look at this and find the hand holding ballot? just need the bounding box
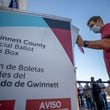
[76,35,84,47]
[76,35,85,53]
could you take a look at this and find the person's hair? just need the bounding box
[91,77,94,80]
[98,78,102,82]
[87,16,104,26]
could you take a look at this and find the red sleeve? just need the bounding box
[101,24,110,38]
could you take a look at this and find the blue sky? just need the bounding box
[27,0,110,81]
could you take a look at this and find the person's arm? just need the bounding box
[77,35,110,49]
[86,39,110,49]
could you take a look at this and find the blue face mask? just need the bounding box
[91,24,101,33]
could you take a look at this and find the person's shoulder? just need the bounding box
[102,23,110,30]
[104,23,110,28]
[105,23,110,26]
[79,85,83,89]
[101,23,110,38]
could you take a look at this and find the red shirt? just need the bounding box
[100,23,110,77]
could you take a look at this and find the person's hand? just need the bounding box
[76,35,84,47]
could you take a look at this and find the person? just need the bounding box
[77,87,81,107]
[98,78,108,110]
[76,16,110,78]
[105,80,110,96]
[90,77,102,110]
[78,82,84,107]
[83,82,93,110]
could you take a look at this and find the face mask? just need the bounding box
[90,24,101,33]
